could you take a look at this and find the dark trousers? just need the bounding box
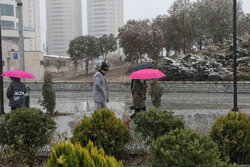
[11,107,18,111]
[130,107,146,119]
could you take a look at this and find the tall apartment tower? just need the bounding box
[46,0,82,56]
[0,0,41,51]
[87,0,124,37]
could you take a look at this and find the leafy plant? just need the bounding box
[0,108,56,166]
[134,109,185,144]
[210,111,250,164]
[67,35,100,75]
[149,79,164,109]
[41,72,56,116]
[151,129,232,167]
[71,108,131,157]
[45,140,123,167]
[98,34,118,63]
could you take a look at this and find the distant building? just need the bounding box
[2,40,44,81]
[87,0,124,37]
[46,0,82,56]
[0,0,41,51]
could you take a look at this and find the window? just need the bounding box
[0,4,14,16]
[1,21,15,29]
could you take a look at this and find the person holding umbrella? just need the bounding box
[124,79,149,128]
[124,69,166,128]
[7,77,27,110]
[1,69,35,110]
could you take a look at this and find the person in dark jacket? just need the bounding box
[93,62,109,110]
[124,79,149,128]
[7,77,27,110]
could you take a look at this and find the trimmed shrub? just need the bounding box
[0,108,56,166]
[210,112,250,164]
[151,129,231,167]
[134,109,185,144]
[45,140,123,167]
[71,108,131,157]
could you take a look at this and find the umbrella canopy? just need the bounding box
[129,69,165,79]
[126,63,153,73]
[1,70,35,79]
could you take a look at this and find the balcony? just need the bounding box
[1,26,36,39]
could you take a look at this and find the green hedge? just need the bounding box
[71,108,131,157]
[210,112,250,164]
[45,140,123,167]
[0,108,56,166]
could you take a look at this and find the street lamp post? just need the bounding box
[17,1,25,72]
[232,0,239,112]
[0,14,5,115]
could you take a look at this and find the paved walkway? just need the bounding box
[3,91,250,137]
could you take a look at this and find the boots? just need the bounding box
[124,118,131,129]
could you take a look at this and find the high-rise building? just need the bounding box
[46,0,82,56]
[0,0,41,51]
[87,0,124,37]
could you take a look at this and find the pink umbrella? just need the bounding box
[129,69,165,79]
[1,70,35,79]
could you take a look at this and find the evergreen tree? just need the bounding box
[41,72,56,116]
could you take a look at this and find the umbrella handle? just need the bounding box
[27,86,30,95]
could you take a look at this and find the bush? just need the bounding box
[71,108,131,157]
[210,112,250,164]
[45,140,123,167]
[0,108,56,166]
[151,129,231,167]
[134,109,185,144]
[41,72,56,116]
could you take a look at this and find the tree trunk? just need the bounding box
[103,54,105,62]
[131,51,135,65]
[85,58,89,76]
[199,38,203,50]
[74,64,78,77]
[104,53,107,63]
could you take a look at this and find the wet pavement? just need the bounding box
[3,91,250,137]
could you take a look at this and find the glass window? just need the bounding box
[0,4,14,16]
[1,21,15,29]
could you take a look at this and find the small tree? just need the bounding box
[149,79,164,109]
[98,34,118,63]
[67,35,100,75]
[41,72,56,116]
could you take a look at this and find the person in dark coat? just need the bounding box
[93,62,109,110]
[6,77,27,110]
[124,79,149,128]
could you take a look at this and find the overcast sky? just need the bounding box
[41,0,250,46]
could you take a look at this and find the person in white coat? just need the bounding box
[93,62,109,110]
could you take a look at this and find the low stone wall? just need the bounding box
[4,81,250,93]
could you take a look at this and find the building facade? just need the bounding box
[0,0,41,51]
[46,0,82,56]
[87,0,124,37]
